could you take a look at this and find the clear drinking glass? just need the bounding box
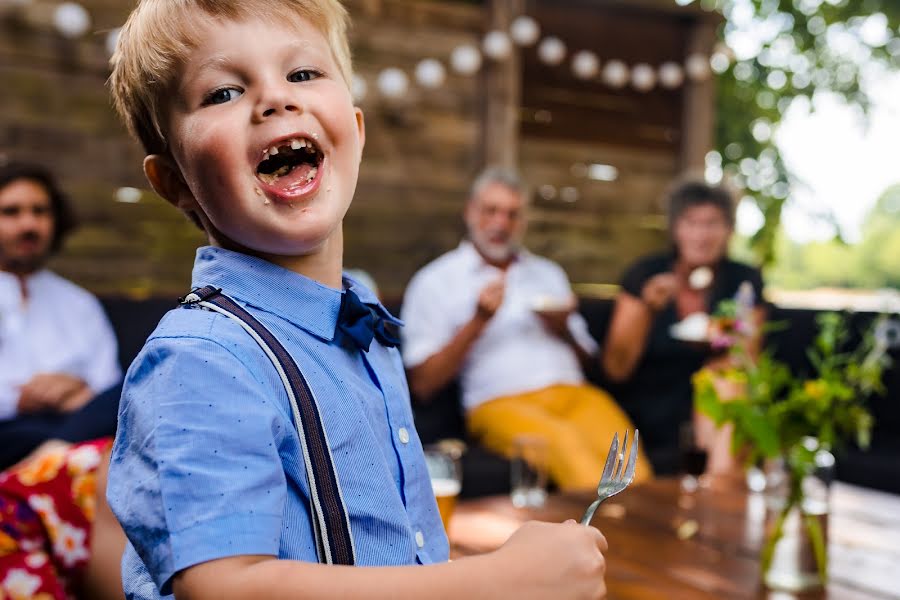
[510,435,548,508]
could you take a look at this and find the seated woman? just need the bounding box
[0,438,125,600]
[602,180,765,475]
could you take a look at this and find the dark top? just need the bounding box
[611,252,764,473]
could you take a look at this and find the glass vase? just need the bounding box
[760,445,835,592]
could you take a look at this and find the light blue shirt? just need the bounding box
[107,247,448,599]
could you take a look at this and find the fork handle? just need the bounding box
[580,498,603,526]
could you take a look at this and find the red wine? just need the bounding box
[681,448,708,476]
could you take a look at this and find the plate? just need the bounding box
[530,295,573,313]
[669,312,710,342]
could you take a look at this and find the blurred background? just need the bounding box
[1,0,898,305]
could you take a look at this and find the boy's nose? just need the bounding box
[260,103,299,118]
[253,86,302,122]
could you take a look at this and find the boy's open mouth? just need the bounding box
[256,137,324,188]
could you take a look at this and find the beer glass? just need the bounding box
[424,446,462,530]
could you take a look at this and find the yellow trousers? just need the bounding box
[467,384,653,491]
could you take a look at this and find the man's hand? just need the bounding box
[17,373,91,414]
[640,273,678,313]
[476,275,506,320]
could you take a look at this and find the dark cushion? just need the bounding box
[101,295,900,496]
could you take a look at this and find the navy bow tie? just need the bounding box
[336,288,400,352]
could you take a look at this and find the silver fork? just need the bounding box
[580,429,640,526]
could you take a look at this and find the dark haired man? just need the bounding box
[0,162,121,468]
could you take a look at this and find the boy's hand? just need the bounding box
[493,520,608,599]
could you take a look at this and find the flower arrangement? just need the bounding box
[693,306,894,589]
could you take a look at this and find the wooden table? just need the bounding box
[448,477,900,599]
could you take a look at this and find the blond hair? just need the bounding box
[109,0,352,155]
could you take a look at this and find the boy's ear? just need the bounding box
[354,107,366,155]
[143,154,195,210]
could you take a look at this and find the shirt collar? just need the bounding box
[0,269,47,308]
[191,246,400,342]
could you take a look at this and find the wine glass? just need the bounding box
[679,421,708,493]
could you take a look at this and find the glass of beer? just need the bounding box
[424,445,462,531]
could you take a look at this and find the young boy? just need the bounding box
[106,1,609,598]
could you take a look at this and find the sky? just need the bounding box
[760,70,900,243]
[725,0,900,245]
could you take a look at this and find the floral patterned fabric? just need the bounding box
[0,438,112,600]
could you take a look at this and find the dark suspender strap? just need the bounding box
[180,285,356,565]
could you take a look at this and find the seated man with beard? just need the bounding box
[0,162,122,469]
[401,168,652,491]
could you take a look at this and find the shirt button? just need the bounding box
[415,531,425,548]
[398,427,410,444]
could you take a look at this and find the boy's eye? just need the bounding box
[288,69,321,83]
[203,87,242,106]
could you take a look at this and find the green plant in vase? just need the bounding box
[693,310,893,591]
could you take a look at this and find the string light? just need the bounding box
[572,51,600,79]
[483,30,512,60]
[450,44,482,75]
[53,2,91,38]
[537,37,566,66]
[686,53,712,81]
[415,59,446,89]
[377,68,409,99]
[659,62,684,88]
[602,60,630,88]
[631,63,656,92]
[351,74,368,102]
[510,15,540,46]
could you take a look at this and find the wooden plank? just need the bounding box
[450,478,900,600]
[680,20,718,173]
[480,0,523,169]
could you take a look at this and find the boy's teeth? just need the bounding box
[265,138,318,156]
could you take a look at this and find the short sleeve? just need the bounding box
[107,334,288,595]
[400,270,458,369]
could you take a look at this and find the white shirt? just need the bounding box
[0,269,121,420]
[401,241,598,411]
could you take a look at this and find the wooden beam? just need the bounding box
[679,20,718,175]
[479,0,523,170]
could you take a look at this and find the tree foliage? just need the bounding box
[754,183,900,289]
[711,0,900,263]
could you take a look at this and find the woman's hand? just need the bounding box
[640,273,678,313]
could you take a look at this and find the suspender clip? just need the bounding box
[179,286,222,305]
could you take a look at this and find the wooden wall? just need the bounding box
[1,0,712,299]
